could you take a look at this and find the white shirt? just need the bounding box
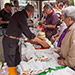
[11,6,19,15]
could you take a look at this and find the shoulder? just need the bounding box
[52,11,58,18]
[69,23,75,31]
[0,9,4,13]
[12,10,27,21]
[13,11,25,17]
[0,9,4,16]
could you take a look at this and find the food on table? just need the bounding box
[37,70,42,73]
[39,56,44,61]
[32,28,34,30]
[44,68,48,71]
[34,59,37,61]
[22,72,28,75]
[28,57,33,61]
[35,52,49,61]
[23,69,31,75]
[38,32,51,47]
[30,70,35,74]
[38,32,46,40]
[20,62,31,73]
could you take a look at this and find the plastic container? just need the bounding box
[1,66,7,75]
[3,62,9,75]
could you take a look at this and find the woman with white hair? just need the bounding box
[56,6,75,69]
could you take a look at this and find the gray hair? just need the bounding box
[62,6,75,21]
[44,4,52,10]
[25,4,34,12]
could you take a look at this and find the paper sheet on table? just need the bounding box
[46,67,75,75]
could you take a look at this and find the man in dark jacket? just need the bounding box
[2,4,49,67]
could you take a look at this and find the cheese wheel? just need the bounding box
[38,35,45,39]
[38,32,45,36]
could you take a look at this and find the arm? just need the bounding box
[51,33,60,41]
[18,13,49,48]
[42,24,56,28]
[46,24,56,28]
[31,37,50,48]
[17,13,35,40]
[0,18,9,24]
[42,14,58,28]
[0,12,9,24]
[0,18,2,24]
[39,19,46,24]
[54,48,60,53]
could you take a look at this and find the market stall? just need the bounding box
[16,27,75,75]
[0,26,75,75]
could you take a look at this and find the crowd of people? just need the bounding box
[39,2,75,70]
[0,1,49,67]
[0,1,75,70]
[40,2,70,43]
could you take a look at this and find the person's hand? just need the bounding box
[39,37,46,41]
[39,19,46,24]
[42,24,46,28]
[31,37,50,48]
[0,18,2,20]
[6,21,9,24]
[54,49,60,53]
[0,19,9,24]
[39,40,50,48]
[51,33,59,41]
[51,35,56,41]
[58,58,65,66]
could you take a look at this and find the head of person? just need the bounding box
[58,2,63,9]
[54,3,59,9]
[43,4,53,15]
[64,3,69,8]
[14,1,19,7]
[4,3,11,12]
[34,3,37,9]
[44,12,47,18]
[61,6,75,26]
[25,4,34,18]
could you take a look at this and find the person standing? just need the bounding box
[64,2,69,8]
[58,2,64,12]
[11,1,19,15]
[55,6,75,69]
[2,4,49,67]
[41,4,58,40]
[0,3,12,36]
